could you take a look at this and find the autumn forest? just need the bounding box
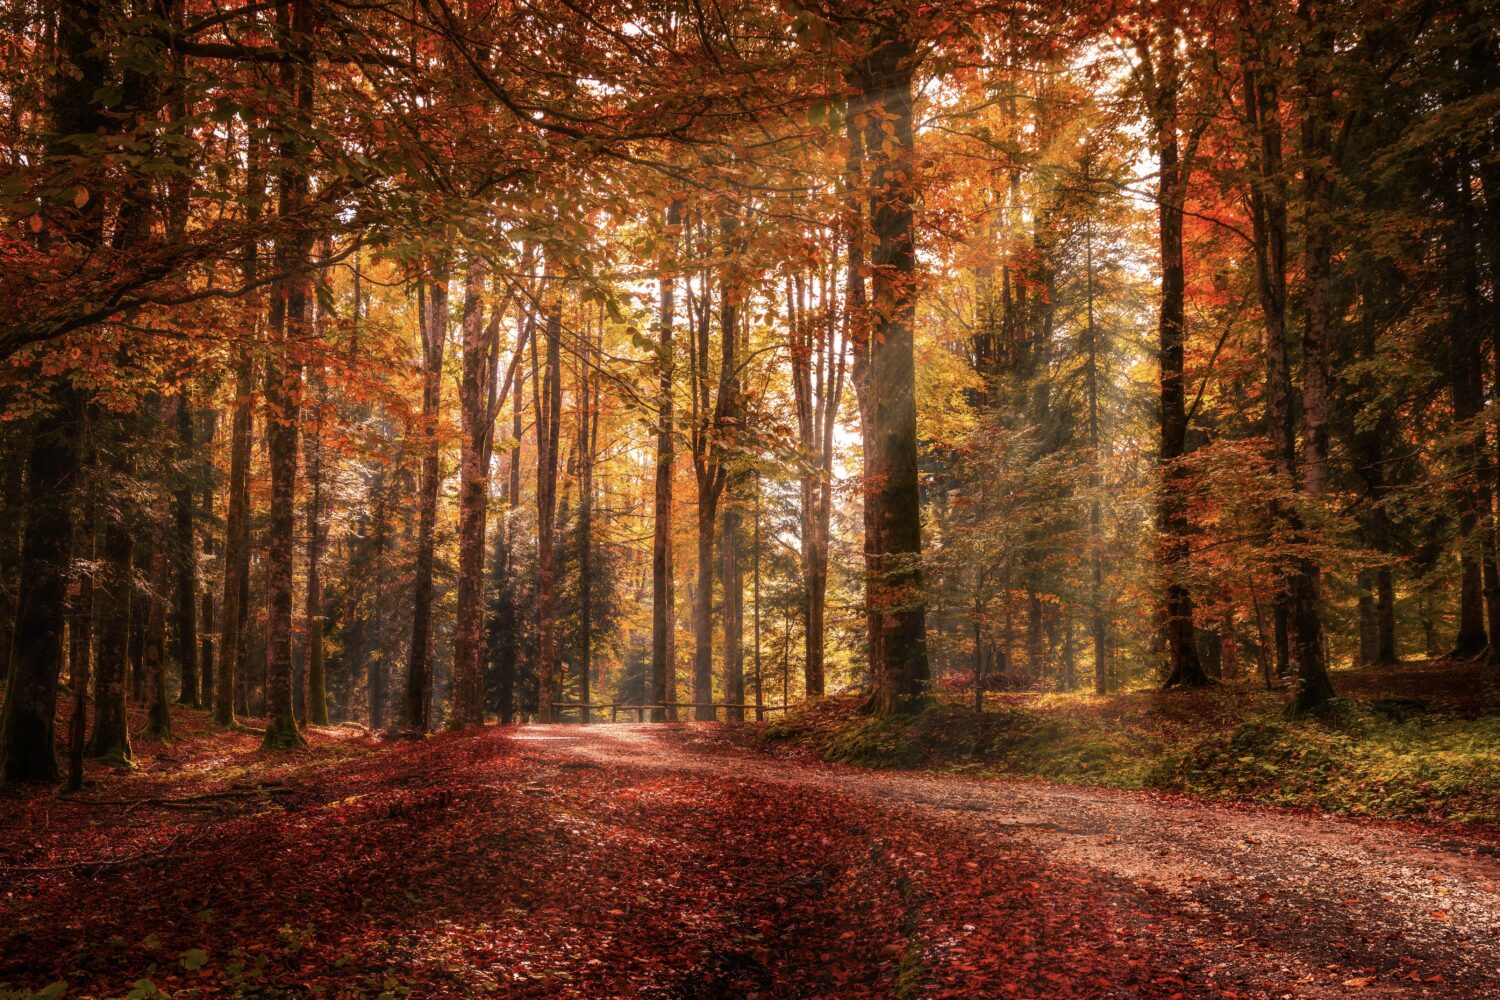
[2,0,1500,996]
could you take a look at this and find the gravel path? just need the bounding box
[560,724,1500,997]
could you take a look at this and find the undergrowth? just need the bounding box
[763,665,1500,824]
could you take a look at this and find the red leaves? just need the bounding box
[1,713,1216,997]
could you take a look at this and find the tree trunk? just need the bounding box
[652,201,680,721]
[534,304,564,723]
[143,499,173,741]
[304,372,328,726]
[65,415,95,791]
[1288,4,1336,715]
[89,413,136,764]
[497,336,525,724]
[405,262,448,732]
[216,118,262,728]
[452,254,495,729]
[1147,22,1207,689]
[852,33,930,715]
[1,0,109,785]
[693,502,716,720]
[721,502,744,720]
[577,315,599,724]
[261,0,312,750]
[198,411,217,708]
[172,390,199,706]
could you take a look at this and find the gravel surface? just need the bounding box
[565,724,1500,997]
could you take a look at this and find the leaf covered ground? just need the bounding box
[4,702,1498,998]
[1,708,1212,999]
[762,662,1500,824]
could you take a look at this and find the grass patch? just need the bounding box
[764,664,1500,824]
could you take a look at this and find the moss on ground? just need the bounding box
[763,664,1500,824]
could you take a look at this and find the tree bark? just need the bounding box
[1144,20,1207,689]
[172,389,199,707]
[405,261,448,732]
[0,0,108,784]
[534,305,564,723]
[852,31,930,715]
[261,0,312,750]
[452,254,495,729]
[1287,0,1336,715]
[652,201,680,720]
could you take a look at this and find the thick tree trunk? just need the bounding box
[262,0,312,750]
[1148,25,1206,690]
[405,265,448,732]
[1288,10,1336,715]
[2,398,80,781]
[1,0,108,784]
[853,34,930,715]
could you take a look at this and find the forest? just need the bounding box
[2,0,1499,996]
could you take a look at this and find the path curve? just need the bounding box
[555,723,1500,997]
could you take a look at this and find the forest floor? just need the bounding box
[3,708,1498,998]
[763,661,1500,825]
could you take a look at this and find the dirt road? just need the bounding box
[561,724,1500,997]
[4,717,1496,997]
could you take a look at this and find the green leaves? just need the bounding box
[178,949,209,972]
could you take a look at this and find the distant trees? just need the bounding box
[5,0,1500,788]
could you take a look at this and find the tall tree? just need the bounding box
[848,16,931,715]
[404,261,448,732]
[652,201,680,720]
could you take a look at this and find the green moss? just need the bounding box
[765,689,1500,824]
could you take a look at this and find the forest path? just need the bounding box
[5,715,1497,997]
[554,723,1500,997]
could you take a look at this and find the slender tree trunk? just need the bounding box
[198,411,217,708]
[143,498,173,740]
[577,317,598,724]
[652,201,680,721]
[721,502,744,720]
[753,479,764,720]
[1085,212,1109,695]
[66,414,96,791]
[535,305,564,723]
[693,502,716,720]
[852,33,930,715]
[405,262,448,732]
[172,390,199,706]
[216,122,262,728]
[498,340,525,724]
[304,373,328,726]
[90,414,135,764]
[452,254,494,728]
